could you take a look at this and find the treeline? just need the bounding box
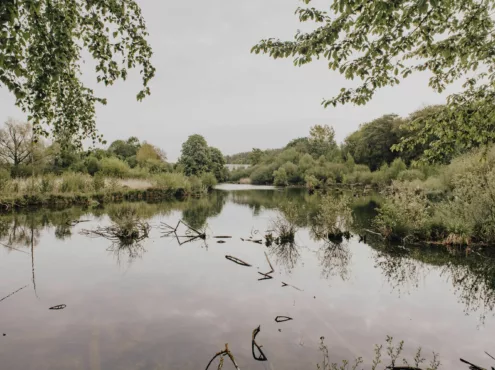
[227,105,462,187]
[0,119,227,182]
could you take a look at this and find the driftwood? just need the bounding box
[49,304,67,310]
[205,343,240,370]
[252,326,267,361]
[258,252,275,281]
[213,236,232,239]
[161,220,207,246]
[66,219,90,226]
[225,255,252,267]
[0,285,28,303]
[275,316,293,323]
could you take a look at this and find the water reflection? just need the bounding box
[0,188,494,326]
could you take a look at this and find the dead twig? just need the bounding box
[225,255,251,267]
[252,326,267,361]
[0,285,28,303]
[257,272,273,281]
[485,351,495,361]
[205,343,240,370]
[49,304,67,310]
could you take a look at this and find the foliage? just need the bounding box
[178,135,211,176]
[200,172,218,190]
[309,124,338,159]
[99,157,130,178]
[0,168,11,191]
[252,0,495,158]
[0,0,155,146]
[343,115,402,170]
[313,194,353,239]
[209,147,228,181]
[273,167,289,186]
[108,137,141,162]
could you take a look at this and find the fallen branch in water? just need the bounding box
[66,219,90,226]
[240,238,263,244]
[205,343,240,370]
[252,326,267,361]
[49,304,67,310]
[81,221,150,245]
[213,236,232,239]
[281,282,303,291]
[225,255,252,267]
[0,285,28,303]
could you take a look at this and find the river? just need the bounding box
[0,185,494,370]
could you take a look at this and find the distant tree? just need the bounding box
[343,115,402,171]
[248,148,264,165]
[108,137,141,160]
[178,135,211,176]
[308,125,338,159]
[286,137,310,153]
[136,142,165,163]
[0,119,34,168]
[209,147,227,181]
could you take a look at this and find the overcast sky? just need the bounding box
[0,0,460,161]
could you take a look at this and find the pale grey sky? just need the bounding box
[0,0,460,161]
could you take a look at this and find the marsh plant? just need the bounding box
[312,194,353,242]
[81,205,151,247]
[317,336,440,370]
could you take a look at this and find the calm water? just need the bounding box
[0,186,494,370]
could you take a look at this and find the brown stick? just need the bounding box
[225,255,251,267]
[0,285,28,303]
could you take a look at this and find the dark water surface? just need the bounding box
[1,185,494,370]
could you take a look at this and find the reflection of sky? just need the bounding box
[0,200,494,370]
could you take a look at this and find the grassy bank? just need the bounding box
[371,146,495,246]
[0,172,217,211]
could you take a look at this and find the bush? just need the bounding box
[93,172,106,192]
[397,169,426,182]
[273,168,288,186]
[59,173,91,193]
[200,172,218,190]
[0,168,11,191]
[304,174,321,189]
[152,173,191,193]
[40,174,55,193]
[99,157,130,177]
[250,165,275,184]
[85,156,101,175]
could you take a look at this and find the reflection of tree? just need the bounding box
[373,246,425,296]
[372,242,495,323]
[318,241,352,281]
[181,190,228,230]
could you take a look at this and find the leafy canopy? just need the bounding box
[252,0,495,161]
[0,0,155,146]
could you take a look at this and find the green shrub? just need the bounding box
[0,168,11,191]
[85,156,101,175]
[152,173,191,193]
[200,172,218,190]
[304,174,321,189]
[99,157,130,177]
[59,173,90,193]
[397,169,426,182]
[93,172,106,192]
[273,168,288,186]
[40,175,55,193]
[128,166,150,178]
[250,165,275,184]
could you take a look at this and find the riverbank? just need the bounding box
[0,173,216,211]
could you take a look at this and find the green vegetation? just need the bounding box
[374,146,495,246]
[227,116,440,188]
[0,0,154,146]
[0,120,225,208]
[253,0,495,161]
